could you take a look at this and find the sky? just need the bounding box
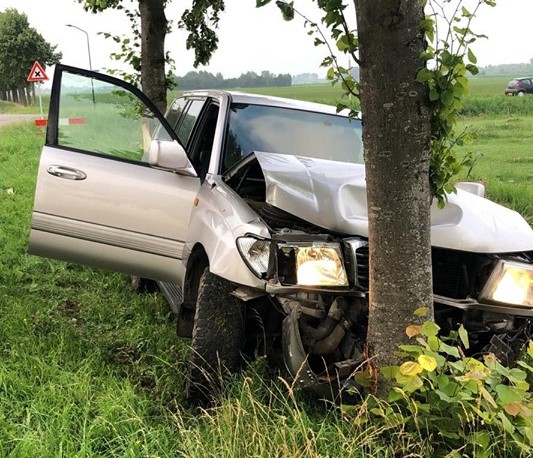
[1,0,533,80]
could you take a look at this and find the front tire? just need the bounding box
[186,267,244,403]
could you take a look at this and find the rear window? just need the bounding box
[223,103,363,171]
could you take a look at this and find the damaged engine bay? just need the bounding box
[226,151,533,396]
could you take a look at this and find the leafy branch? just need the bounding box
[419,0,496,206]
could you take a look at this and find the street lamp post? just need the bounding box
[66,24,95,104]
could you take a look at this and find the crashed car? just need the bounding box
[30,65,533,401]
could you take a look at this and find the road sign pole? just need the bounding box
[38,83,44,119]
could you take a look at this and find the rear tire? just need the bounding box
[186,267,244,404]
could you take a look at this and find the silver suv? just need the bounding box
[30,65,533,402]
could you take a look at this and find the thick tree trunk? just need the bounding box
[139,0,168,113]
[354,0,433,393]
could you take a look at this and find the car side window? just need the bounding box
[176,99,205,147]
[166,97,187,131]
[56,71,172,164]
[188,102,219,180]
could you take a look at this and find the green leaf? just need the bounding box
[275,1,294,20]
[427,335,440,351]
[497,411,516,434]
[380,366,399,380]
[416,68,434,83]
[403,374,424,392]
[461,6,473,18]
[414,306,430,317]
[422,321,440,337]
[256,0,272,6]
[467,48,477,64]
[353,371,373,388]
[495,384,524,405]
[458,324,469,349]
[439,342,460,358]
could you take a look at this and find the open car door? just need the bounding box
[29,64,200,283]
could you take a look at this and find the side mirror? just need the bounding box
[147,140,196,176]
[456,181,485,198]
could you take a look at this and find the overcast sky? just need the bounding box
[1,0,533,80]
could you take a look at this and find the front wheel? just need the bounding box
[517,91,525,97]
[186,267,245,403]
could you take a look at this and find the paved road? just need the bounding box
[0,113,40,128]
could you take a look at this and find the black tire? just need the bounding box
[186,267,244,403]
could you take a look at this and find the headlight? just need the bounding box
[280,242,348,287]
[236,237,270,278]
[480,261,533,308]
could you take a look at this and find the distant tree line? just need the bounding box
[175,70,292,90]
[479,62,533,76]
[0,8,61,105]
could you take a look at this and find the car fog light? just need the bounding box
[237,237,270,278]
[480,261,533,308]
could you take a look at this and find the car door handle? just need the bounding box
[47,165,87,181]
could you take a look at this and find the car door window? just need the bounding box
[188,102,219,180]
[55,71,173,163]
[176,99,205,147]
[166,97,187,131]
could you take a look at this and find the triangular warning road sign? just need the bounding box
[27,61,49,82]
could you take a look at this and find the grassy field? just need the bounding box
[1,79,533,455]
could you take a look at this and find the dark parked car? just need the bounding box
[505,77,533,96]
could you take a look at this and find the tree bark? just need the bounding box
[18,84,27,106]
[354,0,433,393]
[139,0,168,113]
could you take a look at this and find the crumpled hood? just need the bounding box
[253,152,533,253]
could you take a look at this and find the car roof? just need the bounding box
[178,89,357,117]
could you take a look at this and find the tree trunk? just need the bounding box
[27,84,34,105]
[18,84,27,106]
[139,0,168,113]
[354,0,433,393]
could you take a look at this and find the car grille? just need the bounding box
[347,243,476,299]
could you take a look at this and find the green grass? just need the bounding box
[0,99,49,115]
[468,76,512,96]
[456,116,533,224]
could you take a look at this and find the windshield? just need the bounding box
[223,103,363,171]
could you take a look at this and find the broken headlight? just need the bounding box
[278,242,348,287]
[237,236,271,278]
[480,260,533,308]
